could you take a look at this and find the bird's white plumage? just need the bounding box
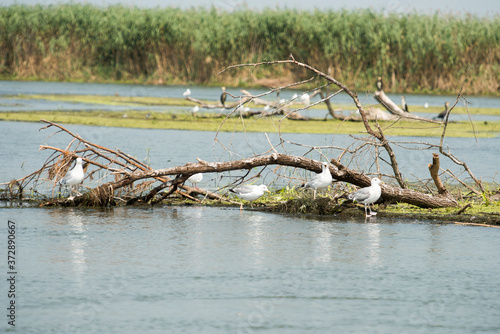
[300,93,310,105]
[304,162,332,191]
[182,88,191,97]
[230,184,270,209]
[230,184,269,202]
[192,105,199,112]
[59,158,84,186]
[187,173,203,185]
[348,177,383,217]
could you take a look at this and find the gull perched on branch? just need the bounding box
[348,177,383,218]
[303,162,333,199]
[59,157,84,197]
[230,184,270,210]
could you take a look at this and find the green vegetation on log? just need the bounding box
[1,5,499,94]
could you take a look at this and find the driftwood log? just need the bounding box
[374,90,439,123]
[64,153,457,208]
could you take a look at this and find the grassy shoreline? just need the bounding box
[2,94,499,137]
[1,110,499,138]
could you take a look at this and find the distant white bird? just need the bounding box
[303,162,333,199]
[230,184,270,210]
[59,157,85,197]
[187,173,203,188]
[300,93,310,105]
[263,105,270,111]
[424,102,429,109]
[279,98,286,104]
[292,93,298,99]
[182,88,191,97]
[192,105,199,113]
[348,177,383,218]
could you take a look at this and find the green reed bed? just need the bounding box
[1,5,499,94]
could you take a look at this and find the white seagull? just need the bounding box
[187,173,203,188]
[348,177,383,218]
[229,184,270,210]
[192,105,199,113]
[303,162,333,199]
[182,88,191,97]
[300,93,310,105]
[59,157,85,197]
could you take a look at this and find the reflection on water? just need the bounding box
[2,206,499,333]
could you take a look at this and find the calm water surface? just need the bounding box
[0,206,499,333]
[1,81,499,333]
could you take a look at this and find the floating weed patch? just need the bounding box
[0,110,499,138]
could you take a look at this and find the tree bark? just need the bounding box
[75,153,458,208]
[374,90,439,123]
[428,153,448,195]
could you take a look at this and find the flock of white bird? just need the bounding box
[58,88,383,216]
[60,156,382,217]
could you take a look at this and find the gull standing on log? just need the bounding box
[230,184,270,210]
[348,177,383,218]
[187,173,203,188]
[303,162,333,199]
[59,157,85,197]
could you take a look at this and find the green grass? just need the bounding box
[1,4,499,94]
[1,109,499,137]
[384,201,500,215]
[12,94,196,107]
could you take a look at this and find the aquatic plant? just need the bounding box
[0,5,499,94]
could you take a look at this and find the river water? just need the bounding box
[0,81,499,333]
[1,206,499,333]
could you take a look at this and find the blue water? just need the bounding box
[1,81,499,333]
[0,206,499,333]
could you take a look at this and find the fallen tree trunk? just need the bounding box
[374,90,439,123]
[66,153,457,208]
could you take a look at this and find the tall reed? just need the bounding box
[0,4,498,94]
